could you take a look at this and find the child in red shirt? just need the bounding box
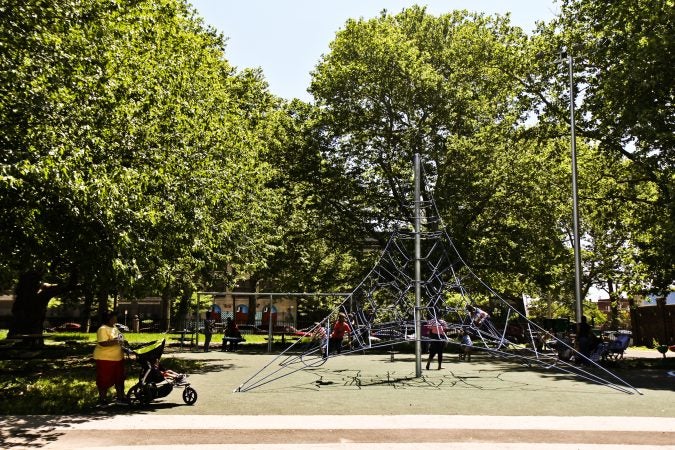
[328,313,352,355]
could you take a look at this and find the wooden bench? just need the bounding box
[0,338,22,349]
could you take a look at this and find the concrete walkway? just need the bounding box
[2,414,673,449]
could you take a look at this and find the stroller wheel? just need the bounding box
[127,384,150,406]
[182,386,197,405]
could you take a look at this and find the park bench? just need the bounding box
[0,337,22,349]
[170,337,194,345]
[222,336,245,351]
[169,330,194,349]
[1,334,51,348]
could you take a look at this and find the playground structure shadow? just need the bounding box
[153,351,675,418]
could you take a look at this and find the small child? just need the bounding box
[458,329,472,361]
[311,321,328,358]
[467,304,489,327]
[149,357,184,382]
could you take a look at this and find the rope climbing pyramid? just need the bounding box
[235,157,640,395]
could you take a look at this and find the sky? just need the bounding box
[189,0,560,101]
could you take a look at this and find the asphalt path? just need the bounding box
[3,348,675,449]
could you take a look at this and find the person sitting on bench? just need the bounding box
[224,318,242,351]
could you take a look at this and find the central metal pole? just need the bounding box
[414,153,422,377]
[568,52,583,324]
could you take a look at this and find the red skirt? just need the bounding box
[95,359,125,390]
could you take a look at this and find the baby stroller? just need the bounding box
[126,339,197,406]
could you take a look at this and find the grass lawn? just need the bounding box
[0,328,304,414]
[0,330,200,414]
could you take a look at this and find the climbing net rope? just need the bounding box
[235,164,639,395]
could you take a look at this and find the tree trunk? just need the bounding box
[175,290,192,329]
[96,290,109,323]
[160,285,172,331]
[80,287,94,333]
[8,271,65,346]
[608,279,620,330]
[248,295,257,326]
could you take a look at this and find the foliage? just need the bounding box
[1,0,672,328]
[308,6,586,305]
[311,7,531,231]
[0,0,283,326]
[526,297,605,326]
[533,0,675,293]
[249,99,375,295]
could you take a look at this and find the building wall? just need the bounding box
[630,298,675,346]
[595,298,631,314]
[210,295,297,327]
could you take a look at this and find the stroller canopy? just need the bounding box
[134,339,165,362]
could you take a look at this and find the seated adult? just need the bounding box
[224,318,242,351]
[576,315,600,363]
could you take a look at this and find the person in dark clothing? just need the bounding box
[203,314,214,352]
[425,319,447,370]
[576,315,599,362]
[224,317,242,351]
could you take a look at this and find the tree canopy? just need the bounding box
[0,0,282,330]
[532,0,674,294]
[1,0,672,332]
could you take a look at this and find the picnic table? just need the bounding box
[170,330,194,350]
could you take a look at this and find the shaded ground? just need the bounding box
[2,347,674,449]
[120,349,675,417]
[1,340,673,416]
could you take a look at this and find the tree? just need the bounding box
[535,0,674,293]
[308,6,580,303]
[243,97,371,300]
[0,0,281,333]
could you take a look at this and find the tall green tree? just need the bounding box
[0,0,281,334]
[308,7,577,302]
[534,0,674,293]
[252,99,370,298]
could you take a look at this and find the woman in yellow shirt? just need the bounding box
[93,311,126,406]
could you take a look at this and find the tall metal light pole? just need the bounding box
[566,50,583,324]
[414,153,422,377]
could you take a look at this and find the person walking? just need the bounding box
[328,313,352,355]
[426,318,447,370]
[458,328,472,361]
[203,313,215,352]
